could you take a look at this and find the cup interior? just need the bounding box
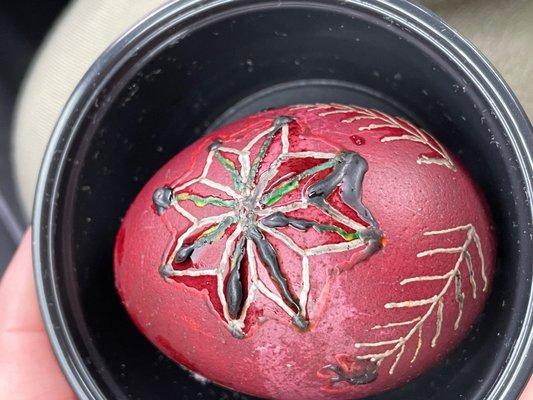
[37,1,532,399]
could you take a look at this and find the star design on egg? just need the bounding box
[153,116,382,338]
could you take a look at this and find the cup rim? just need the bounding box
[32,1,533,399]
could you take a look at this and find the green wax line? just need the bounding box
[262,180,299,206]
[261,158,338,206]
[196,216,236,244]
[215,151,244,191]
[248,127,279,185]
[177,193,236,208]
[313,224,360,241]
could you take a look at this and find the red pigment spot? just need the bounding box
[170,275,225,318]
[350,135,366,146]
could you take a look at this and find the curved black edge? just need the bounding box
[32,1,533,400]
[32,2,211,398]
[371,5,533,400]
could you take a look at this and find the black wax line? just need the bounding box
[247,115,294,185]
[307,151,377,227]
[208,139,222,151]
[261,211,362,242]
[159,263,174,278]
[261,212,315,231]
[174,217,233,263]
[354,228,383,264]
[225,236,246,320]
[292,314,310,331]
[174,243,195,263]
[324,361,378,385]
[248,226,303,317]
[152,187,173,215]
[273,115,294,128]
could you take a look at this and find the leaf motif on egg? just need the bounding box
[291,103,456,171]
[354,224,487,375]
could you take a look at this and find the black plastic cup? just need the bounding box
[32,1,533,399]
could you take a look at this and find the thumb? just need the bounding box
[0,229,75,400]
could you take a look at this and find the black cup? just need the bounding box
[33,1,533,399]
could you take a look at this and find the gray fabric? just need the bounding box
[419,0,533,116]
[12,0,533,218]
[12,0,167,219]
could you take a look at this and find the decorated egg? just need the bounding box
[114,104,495,399]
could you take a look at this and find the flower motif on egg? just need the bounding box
[153,116,382,339]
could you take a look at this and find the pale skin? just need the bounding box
[0,230,531,399]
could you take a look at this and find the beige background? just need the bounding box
[11,0,533,217]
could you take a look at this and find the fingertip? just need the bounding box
[0,228,41,333]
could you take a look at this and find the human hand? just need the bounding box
[0,230,75,399]
[0,229,531,399]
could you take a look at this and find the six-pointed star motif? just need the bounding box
[153,116,382,338]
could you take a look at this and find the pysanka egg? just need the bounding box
[114,104,495,399]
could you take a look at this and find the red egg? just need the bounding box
[114,104,495,399]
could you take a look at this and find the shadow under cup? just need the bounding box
[33,1,533,399]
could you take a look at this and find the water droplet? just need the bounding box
[245,59,254,72]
